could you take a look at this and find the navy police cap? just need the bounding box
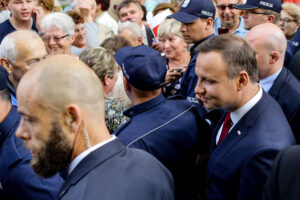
[115,45,167,91]
[170,0,216,23]
[234,0,282,13]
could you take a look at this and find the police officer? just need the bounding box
[169,0,216,103]
[114,45,212,200]
[0,71,64,200]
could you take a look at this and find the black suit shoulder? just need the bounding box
[264,146,300,200]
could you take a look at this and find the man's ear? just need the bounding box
[0,58,13,74]
[236,71,249,91]
[123,76,131,92]
[64,104,83,134]
[206,18,214,30]
[267,15,275,23]
[269,51,280,64]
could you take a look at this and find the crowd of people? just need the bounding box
[0,0,299,199]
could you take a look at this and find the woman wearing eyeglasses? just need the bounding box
[279,3,300,40]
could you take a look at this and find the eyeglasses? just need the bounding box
[279,18,297,24]
[216,4,237,10]
[42,34,70,43]
[244,10,270,15]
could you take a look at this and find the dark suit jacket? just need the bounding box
[58,139,174,200]
[206,91,296,200]
[145,25,154,47]
[264,145,300,200]
[269,67,300,143]
[287,51,300,81]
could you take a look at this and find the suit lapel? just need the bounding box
[268,67,287,99]
[58,139,125,199]
[207,92,268,181]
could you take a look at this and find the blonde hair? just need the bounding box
[282,3,300,23]
[38,0,55,11]
[79,47,118,81]
[157,18,182,39]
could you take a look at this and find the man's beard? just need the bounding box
[31,120,73,178]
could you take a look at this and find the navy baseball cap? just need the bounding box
[115,45,167,91]
[234,0,282,13]
[0,70,8,91]
[170,0,216,23]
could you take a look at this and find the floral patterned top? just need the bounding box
[105,97,129,133]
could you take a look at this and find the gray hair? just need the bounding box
[118,21,143,40]
[157,18,182,39]
[79,47,117,81]
[0,35,17,63]
[41,12,75,36]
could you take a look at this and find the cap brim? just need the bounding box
[115,46,134,67]
[234,4,258,10]
[169,11,199,23]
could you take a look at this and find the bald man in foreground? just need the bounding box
[16,55,174,200]
[245,23,300,143]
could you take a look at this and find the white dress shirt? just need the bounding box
[259,67,282,93]
[216,85,263,144]
[69,135,117,175]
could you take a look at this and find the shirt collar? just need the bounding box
[123,94,165,118]
[230,85,263,126]
[259,67,282,93]
[69,135,117,175]
[190,34,215,53]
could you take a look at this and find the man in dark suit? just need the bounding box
[15,55,174,200]
[264,145,300,200]
[117,0,154,47]
[194,34,296,200]
[246,23,300,143]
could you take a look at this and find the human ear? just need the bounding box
[0,58,13,74]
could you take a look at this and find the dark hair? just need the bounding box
[117,0,142,15]
[95,0,110,11]
[100,36,131,54]
[195,34,259,83]
[66,11,84,25]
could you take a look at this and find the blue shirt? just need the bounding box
[214,17,248,38]
[114,94,211,200]
[259,67,282,93]
[0,18,38,43]
[0,106,64,200]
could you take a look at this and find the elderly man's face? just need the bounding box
[42,27,74,55]
[8,0,35,22]
[16,89,72,177]
[216,0,241,29]
[119,3,143,26]
[4,38,47,89]
[195,51,239,111]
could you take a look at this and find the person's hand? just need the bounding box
[32,6,45,32]
[165,66,185,85]
[76,0,93,22]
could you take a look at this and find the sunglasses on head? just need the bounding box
[216,4,237,10]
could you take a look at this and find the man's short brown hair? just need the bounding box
[195,34,259,83]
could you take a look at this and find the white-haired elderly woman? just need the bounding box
[40,12,76,56]
[158,18,190,97]
[79,47,128,133]
[279,3,300,41]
